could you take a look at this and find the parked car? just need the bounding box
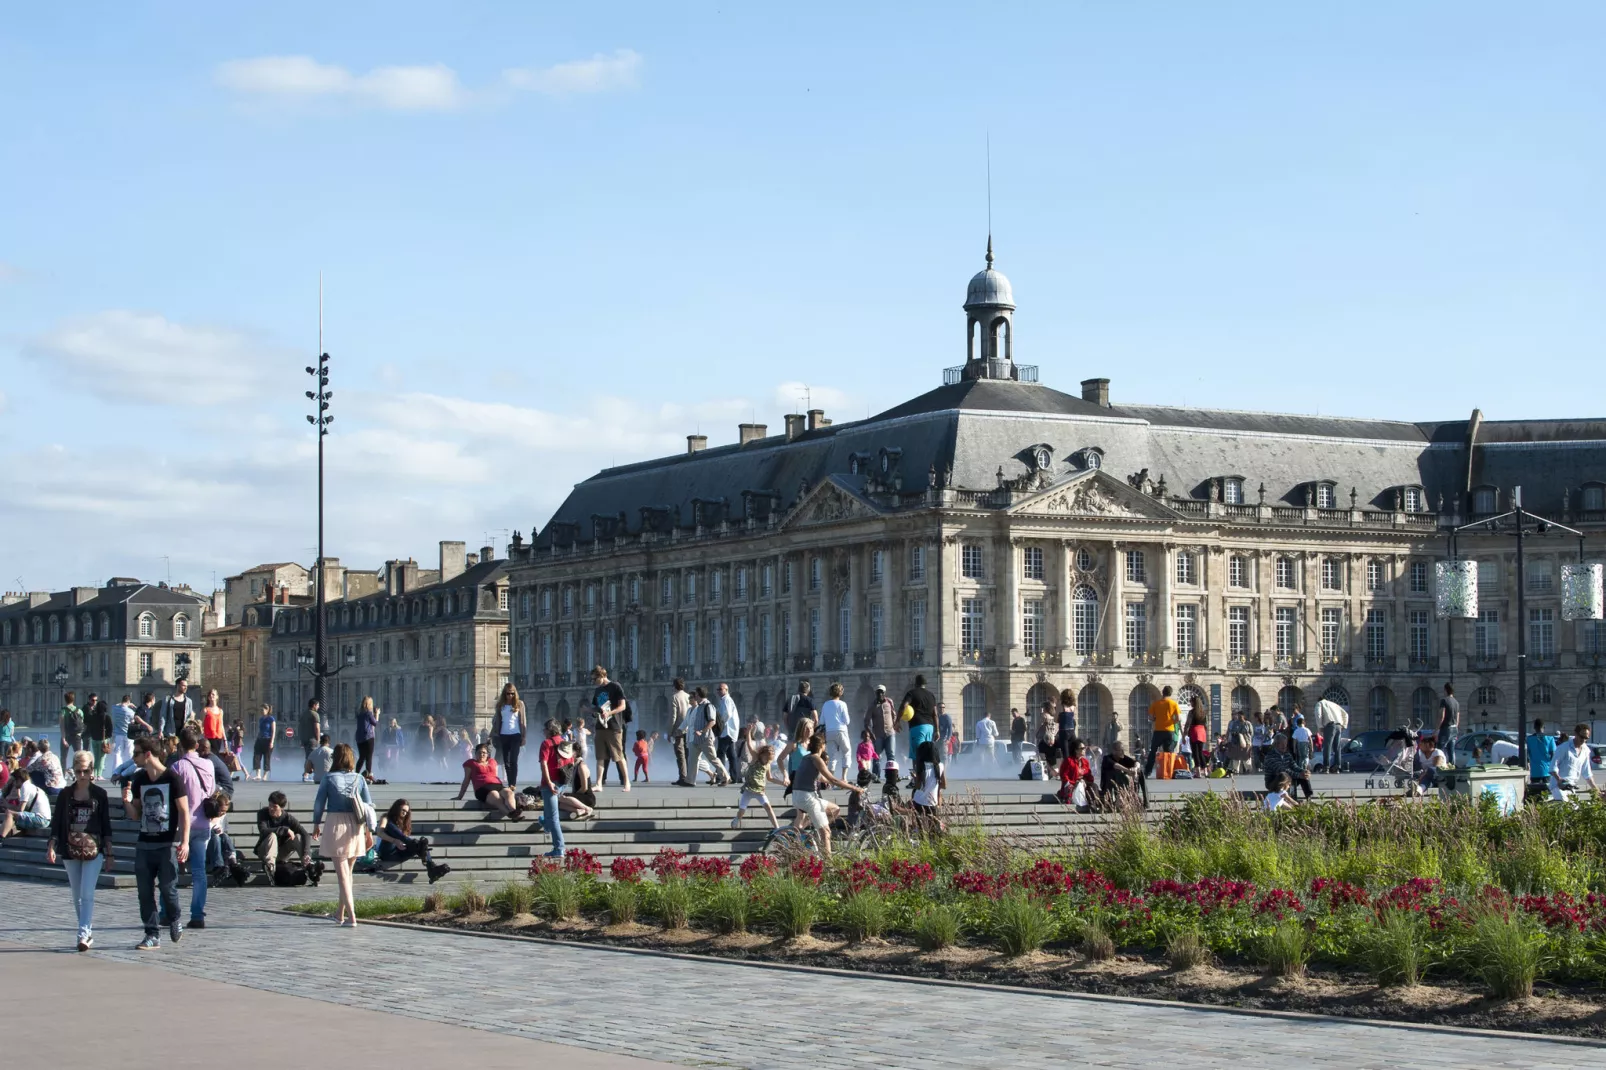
[1341,729,1412,772]
[1452,730,1519,766]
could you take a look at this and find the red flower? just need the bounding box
[685,856,733,881]
[564,848,602,876]
[1253,889,1306,920]
[1310,877,1369,909]
[528,857,562,878]
[739,854,778,883]
[842,859,884,894]
[650,848,690,880]
[609,856,647,883]
[953,869,1012,899]
[886,860,934,890]
[789,855,825,886]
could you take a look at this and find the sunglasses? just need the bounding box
[75,767,94,776]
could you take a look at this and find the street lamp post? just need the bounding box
[1454,485,1587,769]
[306,322,334,713]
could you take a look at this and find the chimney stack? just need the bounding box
[439,540,467,583]
[738,423,767,446]
[1080,378,1111,407]
[686,434,708,454]
[807,408,830,430]
[480,544,495,563]
[784,414,806,441]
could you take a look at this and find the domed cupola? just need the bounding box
[959,237,1019,381]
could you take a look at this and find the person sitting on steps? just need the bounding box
[371,798,450,883]
[455,742,524,821]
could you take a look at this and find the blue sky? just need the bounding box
[2,2,1602,593]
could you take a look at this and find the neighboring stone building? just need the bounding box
[223,563,310,626]
[205,586,312,722]
[0,580,208,724]
[263,542,511,735]
[503,242,1606,744]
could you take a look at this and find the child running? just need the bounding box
[632,730,651,783]
[730,744,786,830]
[855,730,879,778]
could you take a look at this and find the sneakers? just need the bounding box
[427,862,452,884]
[188,918,206,930]
[230,864,250,887]
[169,920,183,943]
[76,938,91,952]
[137,935,160,951]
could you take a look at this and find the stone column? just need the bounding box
[939,535,959,669]
[1157,543,1174,667]
[879,541,897,658]
[847,545,862,657]
[1108,540,1126,660]
[1056,540,1074,656]
[1257,550,1274,664]
[1000,535,1020,666]
[788,552,803,669]
[1205,545,1225,665]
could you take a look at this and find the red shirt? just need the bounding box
[538,738,570,786]
[632,739,650,760]
[1059,756,1092,785]
[463,757,501,789]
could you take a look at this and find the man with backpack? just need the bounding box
[690,686,730,785]
[589,665,631,791]
[782,680,816,733]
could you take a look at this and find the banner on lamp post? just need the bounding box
[1561,563,1604,621]
[1435,560,1478,619]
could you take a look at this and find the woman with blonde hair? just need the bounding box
[312,743,377,927]
[47,750,113,950]
[354,695,378,778]
[494,682,528,788]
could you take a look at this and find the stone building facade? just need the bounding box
[0,580,208,724]
[263,542,511,735]
[503,246,1606,744]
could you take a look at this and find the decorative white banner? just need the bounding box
[1561,563,1604,621]
[1435,560,1479,619]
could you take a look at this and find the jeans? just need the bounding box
[111,734,134,773]
[718,737,737,782]
[496,733,523,787]
[671,733,690,782]
[63,856,104,942]
[135,845,180,937]
[356,738,375,777]
[62,734,81,765]
[826,730,852,776]
[874,733,895,773]
[540,785,565,856]
[1322,725,1343,771]
[188,826,212,921]
[1142,731,1176,776]
[89,740,109,777]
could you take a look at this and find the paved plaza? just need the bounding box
[3,874,1598,1069]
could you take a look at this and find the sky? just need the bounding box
[1,2,1602,594]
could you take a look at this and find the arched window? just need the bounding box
[1177,685,1205,720]
[1474,685,1501,706]
[1230,685,1259,716]
[31,618,43,643]
[1322,685,1350,707]
[1315,482,1338,509]
[1531,683,1554,706]
[1024,681,1058,715]
[1277,685,1304,713]
[64,616,76,641]
[1223,477,1245,505]
[1472,485,1497,515]
[1077,684,1104,742]
[138,613,155,639]
[1071,585,1098,655]
[1412,686,1436,727]
[1403,486,1426,513]
[962,681,989,736]
[1583,483,1606,513]
[1128,684,1159,729]
[1,621,9,644]
[1368,686,1393,730]
[1582,682,1606,709]
[173,614,189,640]
[80,613,92,638]
[49,617,60,642]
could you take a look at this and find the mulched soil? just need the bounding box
[379,910,1606,1039]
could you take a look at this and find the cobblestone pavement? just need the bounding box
[2,877,1593,1069]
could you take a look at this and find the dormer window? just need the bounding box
[1582,483,1605,513]
[848,452,871,476]
[1075,447,1103,471]
[1403,486,1426,513]
[1472,485,1497,515]
[1223,477,1245,505]
[1314,482,1338,509]
[878,447,902,476]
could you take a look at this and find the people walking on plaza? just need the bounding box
[1034,703,1056,776]
[59,691,83,766]
[819,683,852,777]
[1142,686,1181,777]
[1185,695,1210,774]
[731,743,785,830]
[314,743,378,926]
[974,709,999,771]
[537,719,570,859]
[252,704,276,779]
[47,749,113,950]
[716,683,742,782]
[0,709,12,750]
[383,716,405,769]
[415,714,436,770]
[309,735,334,784]
[200,689,225,755]
[937,703,956,761]
[1225,707,1253,774]
[1437,684,1460,753]
[373,799,450,882]
[158,679,195,737]
[227,719,244,757]
[1007,707,1027,767]
[493,683,527,788]
[590,665,631,791]
[456,742,524,820]
[866,685,897,773]
[127,735,190,950]
[1550,724,1597,801]
[899,675,938,760]
[669,678,693,787]
[1055,691,1078,764]
[83,694,111,777]
[169,728,217,928]
[1527,718,1557,795]
[783,679,816,729]
[1,760,51,841]
[855,730,879,778]
[355,695,379,779]
[1315,696,1348,773]
[790,732,862,858]
[691,687,731,785]
[298,699,322,778]
[255,790,311,876]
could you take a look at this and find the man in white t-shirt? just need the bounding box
[1551,725,1596,802]
[716,683,741,781]
[973,712,999,771]
[818,683,853,777]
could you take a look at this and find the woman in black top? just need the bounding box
[47,750,113,950]
[373,799,450,883]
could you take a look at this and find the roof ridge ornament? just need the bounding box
[985,234,994,269]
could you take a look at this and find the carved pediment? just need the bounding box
[781,477,881,529]
[1008,471,1183,520]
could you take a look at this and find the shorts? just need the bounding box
[599,726,625,763]
[792,790,830,830]
[473,783,501,803]
[11,811,48,831]
[908,724,935,752]
[737,790,770,812]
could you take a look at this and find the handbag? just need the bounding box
[67,829,101,861]
[343,773,373,828]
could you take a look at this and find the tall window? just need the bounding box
[782,561,793,594]
[868,603,883,649]
[629,576,640,604]
[1275,607,1297,660]
[1532,683,1554,706]
[1315,483,1338,509]
[1223,477,1244,504]
[498,632,511,657]
[761,564,774,596]
[709,570,721,601]
[173,615,189,639]
[499,587,511,611]
[1366,560,1385,591]
[808,607,820,654]
[541,590,553,618]
[1529,608,1555,656]
[1321,558,1341,591]
[838,597,851,651]
[809,557,822,591]
[138,613,155,639]
[734,567,746,599]
[760,613,773,658]
[1228,556,1247,588]
[961,599,985,652]
[870,550,884,583]
[1528,560,1554,594]
[1409,561,1429,594]
[1175,551,1196,585]
[684,572,698,603]
[1583,620,1606,655]
[1175,605,1198,656]
[1275,557,1296,590]
[683,620,698,665]
[563,631,575,672]
[1404,487,1425,512]
[627,622,639,669]
[781,608,791,656]
[1475,609,1500,656]
[1125,603,1146,655]
[1023,546,1044,580]
[1477,559,1499,593]
[584,628,596,667]
[710,619,722,663]
[1369,687,1392,729]
[909,546,925,581]
[909,599,926,651]
[961,544,984,579]
[1022,600,1044,656]
[564,587,576,616]
[735,617,748,663]
[1321,607,1342,660]
[519,591,531,620]
[1365,609,1388,660]
[1228,606,1249,658]
[1125,550,1147,584]
[1408,610,1431,661]
[659,622,672,666]
[1071,586,1098,655]
[139,652,153,677]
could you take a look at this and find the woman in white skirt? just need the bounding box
[312,743,377,927]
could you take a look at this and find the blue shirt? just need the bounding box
[0,720,13,745]
[938,712,954,739]
[312,771,376,829]
[1527,732,1557,779]
[356,708,377,743]
[257,714,276,740]
[111,703,136,737]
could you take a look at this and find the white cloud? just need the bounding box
[503,49,642,95]
[216,50,641,113]
[22,310,292,405]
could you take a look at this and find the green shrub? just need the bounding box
[770,878,819,939]
[421,891,444,914]
[706,881,750,934]
[488,880,536,919]
[1257,921,1310,979]
[603,881,639,925]
[913,903,961,951]
[1165,928,1211,970]
[1080,921,1116,961]
[657,877,691,930]
[840,890,889,942]
[991,892,1053,957]
[1468,910,1545,1000]
[1493,835,1578,897]
[533,871,580,920]
[450,884,486,915]
[1364,910,1426,986]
